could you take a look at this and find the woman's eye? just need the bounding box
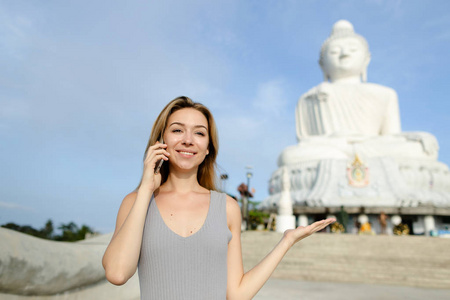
[172,129,182,133]
[196,132,206,136]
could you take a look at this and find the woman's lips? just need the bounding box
[177,150,196,157]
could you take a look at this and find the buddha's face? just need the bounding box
[321,37,369,82]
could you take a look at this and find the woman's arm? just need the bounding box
[102,142,169,285]
[101,188,151,285]
[226,197,334,300]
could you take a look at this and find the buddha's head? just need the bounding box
[319,20,371,82]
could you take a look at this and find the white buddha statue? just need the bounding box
[264,20,450,232]
[278,20,438,167]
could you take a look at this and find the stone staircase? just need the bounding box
[241,231,450,289]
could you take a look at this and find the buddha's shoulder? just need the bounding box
[299,82,398,101]
[318,82,397,98]
[299,83,327,99]
[361,82,397,96]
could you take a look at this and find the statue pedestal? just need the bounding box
[276,215,296,233]
[424,215,436,236]
[263,157,450,210]
[298,214,309,227]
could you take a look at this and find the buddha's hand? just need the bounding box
[283,218,336,247]
[401,132,439,157]
[141,141,170,191]
[302,84,330,103]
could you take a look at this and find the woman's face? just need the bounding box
[163,108,209,173]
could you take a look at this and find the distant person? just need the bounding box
[102,96,335,299]
[360,221,374,235]
[379,212,388,235]
[354,220,361,234]
[337,205,349,232]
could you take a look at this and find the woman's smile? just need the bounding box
[176,150,197,157]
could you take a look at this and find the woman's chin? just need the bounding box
[172,163,200,172]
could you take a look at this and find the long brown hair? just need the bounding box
[136,96,219,191]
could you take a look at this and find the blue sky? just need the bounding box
[1,0,449,234]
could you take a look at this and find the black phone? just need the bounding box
[154,138,164,174]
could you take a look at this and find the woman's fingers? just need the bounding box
[143,142,169,174]
[148,141,167,150]
[144,146,170,165]
[309,218,335,233]
[146,142,167,158]
[299,218,335,235]
[311,218,335,228]
[146,142,167,155]
[140,143,170,190]
[146,150,169,163]
[286,218,336,245]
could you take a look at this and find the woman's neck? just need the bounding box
[162,171,203,194]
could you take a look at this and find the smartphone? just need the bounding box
[154,138,165,174]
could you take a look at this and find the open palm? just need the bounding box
[284,218,336,246]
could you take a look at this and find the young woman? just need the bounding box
[102,96,335,300]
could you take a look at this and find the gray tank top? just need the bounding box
[138,190,232,300]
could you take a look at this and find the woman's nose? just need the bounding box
[182,132,193,145]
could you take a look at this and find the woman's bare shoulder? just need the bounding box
[123,190,138,203]
[112,191,140,236]
[225,195,239,209]
[117,191,139,215]
[226,195,241,220]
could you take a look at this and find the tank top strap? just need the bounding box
[208,190,232,243]
[208,190,226,221]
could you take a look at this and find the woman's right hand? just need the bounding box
[141,141,170,191]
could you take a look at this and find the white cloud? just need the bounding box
[0,5,35,60]
[0,201,33,211]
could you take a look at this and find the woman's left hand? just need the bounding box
[283,218,336,247]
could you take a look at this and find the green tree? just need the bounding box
[40,219,54,239]
[77,225,95,240]
[54,222,95,242]
[2,222,41,237]
[1,220,95,242]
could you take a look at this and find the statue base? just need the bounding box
[264,157,450,209]
[276,215,296,233]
